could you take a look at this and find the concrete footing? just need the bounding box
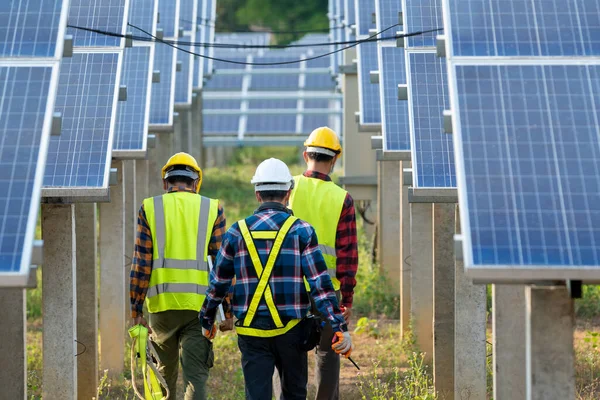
[42,204,78,399]
[433,203,455,399]
[99,162,126,377]
[493,284,527,399]
[377,160,401,293]
[410,202,433,361]
[0,288,26,399]
[454,207,486,399]
[526,286,575,400]
[75,203,98,399]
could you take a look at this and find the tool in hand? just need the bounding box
[348,356,360,370]
[207,257,226,323]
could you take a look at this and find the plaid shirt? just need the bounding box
[199,203,347,332]
[302,170,358,308]
[129,187,226,318]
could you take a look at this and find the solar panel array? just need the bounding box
[67,0,128,47]
[113,0,157,157]
[0,0,69,283]
[174,0,197,106]
[443,0,600,278]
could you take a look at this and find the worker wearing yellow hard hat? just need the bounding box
[129,152,230,400]
[287,127,358,400]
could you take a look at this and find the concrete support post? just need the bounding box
[99,162,126,377]
[493,285,527,399]
[215,146,225,167]
[410,202,434,361]
[191,93,204,167]
[376,160,401,293]
[124,160,135,264]
[400,162,411,336]
[184,109,193,153]
[454,206,487,400]
[135,159,149,203]
[526,286,575,400]
[41,204,77,399]
[75,203,98,400]
[147,142,161,198]
[173,114,183,153]
[433,203,455,400]
[0,288,26,399]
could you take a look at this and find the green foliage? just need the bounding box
[576,330,600,399]
[357,353,436,400]
[354,316,381,338]
[26,267,42,320]
[577,286,600,319]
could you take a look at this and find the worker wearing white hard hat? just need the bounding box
[200,158,351,400]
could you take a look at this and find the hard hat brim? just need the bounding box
[254,182,293,192]
[164,168,199,180]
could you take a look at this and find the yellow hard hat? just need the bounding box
[161,152,203,193]
[304,126,342,157]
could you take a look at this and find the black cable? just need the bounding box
[66,23,414,50]
[75,340,87,357]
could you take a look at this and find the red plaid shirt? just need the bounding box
[129,187,226,318]
[302,170,358,308]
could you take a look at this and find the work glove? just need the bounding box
[202,324,217,340]
[332,331,353,358]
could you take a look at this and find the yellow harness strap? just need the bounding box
[238,216,297,331]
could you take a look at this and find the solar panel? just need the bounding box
[249,74,299,91]
[149,44,176,126]
[0,0,67,58]
[303,114,332,131]
[128,0,157,36]
[376,0,401,32]
[157,0,180,38]
[355,0,376,36]
[380,46,409,151]
[357,41,381,125]
[203,99,242,109]
[204,75,244,90]
[305,73,336,90]
[248,100,297,109]
[67,0,128,47]
[44,51,121,191]
[0,65,54,279]
[113,46,152,155]
[403,0,442,48]
[407,51,454,188]
[453,63,600,269]
[447,0,600,57]
[203,0,216,76]
[175,38,194,105]
[203,115,239,134]
[192,28,204,89]
[246,115,297,133]
[179,0,196,32]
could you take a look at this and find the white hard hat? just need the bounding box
[251,158,294,192]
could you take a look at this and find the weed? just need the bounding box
[354,317,381,338]
[577,286,600,319]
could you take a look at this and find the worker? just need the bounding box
[289,127,359,400]
[199,158,352,400]
[130,152,228,400]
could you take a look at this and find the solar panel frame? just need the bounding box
[0,62,59,285]
[157,0,180,38]
[128,0,157,37]
[42,49,123,200]
[375,0,402,32]
[0,0,70,59]
[67,0,130,48]
[357,40,382,127]
[355,0,376,36]
[402,0,442,48]
[149,44,177,129]
[174,34,195,107]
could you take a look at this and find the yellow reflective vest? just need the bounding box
[289,175,347,290]
[143,191,219,313]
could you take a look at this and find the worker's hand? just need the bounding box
[202,324,217,340]
[340,305,352,325]
[133,316,152,334]
[219,318,234,332]
[332,331,353,358]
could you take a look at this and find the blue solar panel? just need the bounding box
[248,100,297,109]
[447,0,600,57]
[454,63,600,267]
[376,0,401,32]
[67,0,127,47]
[407,51,454,188]
[203,115,239,134]
[157,0,179,37]
[305,99,330,108]
[250,74,299,90]
[0,66,53,274]
[345,0,355,25]
[45,52,120,188]
[175,39,194,105]
[203,99,241,109]
[150,44,176,126]
[203,0,216,76]
[193,27,204,88]
[204,75,243,90]
[404,0,442,48]
[114,47,152,152]
[380,46,409,151]
[128,0,156,36]
[0,0,65,57]
[179,0,196,32]
[246,115,297,133]
[355,0,375,36]
[305,74,336,90]
[303,114,331,130]
[357,41,381,125]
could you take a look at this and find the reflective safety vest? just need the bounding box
[234,216,302,338]
[289,175,347,290]
[143,192,219,313]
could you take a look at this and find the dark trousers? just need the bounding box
[238,318,308,400]
[313,290,341,400]
[149,310,214,400]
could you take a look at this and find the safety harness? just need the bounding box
[235,216,300,337]
[128,324,170,400]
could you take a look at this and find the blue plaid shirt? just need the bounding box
[200,203,347,332]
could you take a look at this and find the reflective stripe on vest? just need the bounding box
[289,175,347,290]
[235,216,299,337]
[143,193,219,313]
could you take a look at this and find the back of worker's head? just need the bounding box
[303,126,342,172]
[161,152,203,193]
[251,158,294,205]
